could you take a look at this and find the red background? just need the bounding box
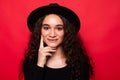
[0,0,120,80]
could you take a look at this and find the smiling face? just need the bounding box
[41,14,64,48]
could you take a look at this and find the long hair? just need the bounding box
[23,14,93,80]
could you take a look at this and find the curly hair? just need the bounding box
[23,14,93,80]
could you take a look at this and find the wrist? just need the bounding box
[37,62,45,67]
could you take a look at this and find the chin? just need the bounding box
[48,44,58,48]
[45,41,62,48]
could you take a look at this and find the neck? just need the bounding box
[51,46,65,59]
[46,46,67,68]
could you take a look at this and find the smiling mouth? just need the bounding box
[48,39,57,42]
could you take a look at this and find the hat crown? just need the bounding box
[27,3,80,33]
[49,3,59,7]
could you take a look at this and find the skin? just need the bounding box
[37,14,67,68]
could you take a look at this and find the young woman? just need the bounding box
[23,3,93,80]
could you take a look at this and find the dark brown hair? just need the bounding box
[23,14,93,80]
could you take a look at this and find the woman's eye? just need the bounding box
[43,27,49,30]
[57,27,63,30]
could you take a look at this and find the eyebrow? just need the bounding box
[42,24,49,26]
[42,24,64,27]
[56,24,64,27]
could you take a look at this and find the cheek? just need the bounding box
[57,32,64,38]
[41,30,49,42]
[41,30,49,36]
[41,31,48,43]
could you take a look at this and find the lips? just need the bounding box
[47,39,57,42]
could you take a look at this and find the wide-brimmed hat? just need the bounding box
[27,3,80,33]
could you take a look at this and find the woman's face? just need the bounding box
[41,14,64,48]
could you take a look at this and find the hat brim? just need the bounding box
[27,3,80,33]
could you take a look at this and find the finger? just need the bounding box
[38,47,56,55]
[44,49,56,53]
[40,47,56,53]
[40,35,44,48]
[45,53,53,57]
[43,46,56,50]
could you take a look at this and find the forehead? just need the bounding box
[42,14,63,25]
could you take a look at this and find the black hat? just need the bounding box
[27,3,80,33]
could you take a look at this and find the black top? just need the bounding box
[23,61,71,80]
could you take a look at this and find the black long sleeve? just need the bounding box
[23,59,71,80]
[23,60,44,80]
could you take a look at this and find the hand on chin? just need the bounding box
[48,43,57,48]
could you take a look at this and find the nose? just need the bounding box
[49,29,56,38]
